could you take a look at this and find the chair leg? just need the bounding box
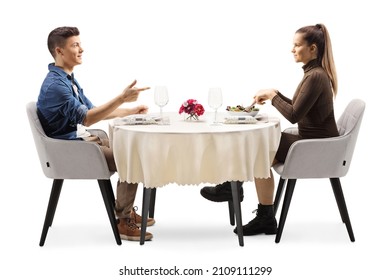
[98,180,121,245]
[106,180,116,209]
[228,200,235,225]
[330,178,346,223]
[231,181,244,246]
[275,179,296,243]
[39,179,63,246]
[140,187,152,245]
[274,178,286,215]
[330,178,355,242]
[149,188,157,218]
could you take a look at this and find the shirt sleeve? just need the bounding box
[48,81,89,126]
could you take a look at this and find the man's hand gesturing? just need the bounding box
[122,80,150,103]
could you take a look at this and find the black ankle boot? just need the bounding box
[234,204,277,235]
[200,181,244,202]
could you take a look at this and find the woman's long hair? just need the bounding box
[296,24,338,96]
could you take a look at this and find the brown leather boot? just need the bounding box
[117,217,153,241]
[131,206,156,227]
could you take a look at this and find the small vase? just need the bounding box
[184,113,199,121]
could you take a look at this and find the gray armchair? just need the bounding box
[273,99,365,243]
[26,101,121,246]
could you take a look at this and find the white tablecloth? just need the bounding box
[110,112,281,188]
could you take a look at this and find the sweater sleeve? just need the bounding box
[271,71,328,124]
[274,91,292,104]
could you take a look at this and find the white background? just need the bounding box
[1,0,389,279]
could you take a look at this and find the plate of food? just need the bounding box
[226,105,260,117]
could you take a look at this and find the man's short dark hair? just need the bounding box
[47,26,80,58]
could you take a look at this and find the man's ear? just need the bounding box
[55,47,63,56]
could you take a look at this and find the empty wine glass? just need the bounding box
[208,87,223,125]
[154,86,169,117]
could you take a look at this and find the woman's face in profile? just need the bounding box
[291,33,316,65]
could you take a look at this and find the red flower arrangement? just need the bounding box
[179,99,205,120]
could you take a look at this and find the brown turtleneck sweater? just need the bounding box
[272,59,339,162]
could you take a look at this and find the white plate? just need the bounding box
[227,110,259,117]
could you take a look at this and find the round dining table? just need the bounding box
[109,112,281,246]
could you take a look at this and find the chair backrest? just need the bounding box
[335,99,366,175]
[26,101,55,178]
[337,99,366,136]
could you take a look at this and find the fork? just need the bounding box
[244,100,256,112]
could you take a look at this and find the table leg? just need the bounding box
[228,200,235,225]
[231,181,244,246]
[149,188,157,218]
[140,187,152,245]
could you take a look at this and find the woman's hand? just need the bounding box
[253,89,278,104]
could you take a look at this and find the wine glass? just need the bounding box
[154,86,169,117]
[208,87,223,125]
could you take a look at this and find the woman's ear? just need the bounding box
[310,44,317,54]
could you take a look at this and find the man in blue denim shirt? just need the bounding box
[38,64,94,139]
[37,26,154,241]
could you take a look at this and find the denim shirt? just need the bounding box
[37,63,94,140]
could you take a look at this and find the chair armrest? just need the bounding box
[283,127,299,135]
[87,128,109,140]
[41,137,112,179]
[279,134,352,179]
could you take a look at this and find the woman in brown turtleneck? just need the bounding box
[201,23,339,236]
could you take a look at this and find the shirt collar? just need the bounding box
[48,63,74,81]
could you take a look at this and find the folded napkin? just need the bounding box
[224,116,257,124]
[113,115,164,126]
[76,124,92,138]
